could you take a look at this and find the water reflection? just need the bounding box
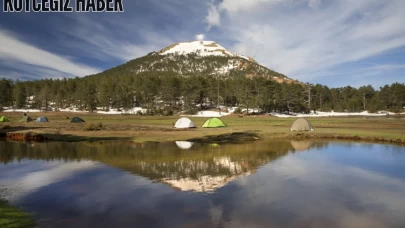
[1,140,405,228]
[0,140,307,193]
[0,160,99,202]
[290,140,313,151]
[175,141,194,150]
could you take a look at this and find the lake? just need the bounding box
[1,140,405,228]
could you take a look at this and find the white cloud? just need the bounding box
[205,0,405,85]
[196,33,205,41]
[0,29,102,78]
[206,0,319,28]
[205,0,281,30]
[1,161,99,202]
[205,3,221,31]
[0,59,79,80]
[269,153,405,215]
[308,0,321,8]
[225,145,405,227]
[371,64,405,71]
[220,0,282,13]
[60,14,175,61]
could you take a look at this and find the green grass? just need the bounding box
[1,112,405,144]
[0,200,36,228]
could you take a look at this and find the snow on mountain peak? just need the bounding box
[158,40,252,61]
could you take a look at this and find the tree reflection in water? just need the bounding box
[0,140,320,192]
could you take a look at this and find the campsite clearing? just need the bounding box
[0,112,404,144]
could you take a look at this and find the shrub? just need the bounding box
[83,122,103,131]
[389,107,402,114]
[233,107,242,114]
[367,106,379,113]
[146,109,156,116]
[163,110,173,116]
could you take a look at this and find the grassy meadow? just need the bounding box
[1,112,404,144]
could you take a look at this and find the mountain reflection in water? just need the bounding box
[0,140,314,193]
[1,140,404,228]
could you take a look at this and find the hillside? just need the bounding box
[90,41,296,83]
[3,40,403,115]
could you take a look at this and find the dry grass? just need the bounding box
[1,112,405,144]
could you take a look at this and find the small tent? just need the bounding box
[290,118,314,132]
[71,117,85,123]
[36,116,49,122]
[202,117,226,128]
[19,116,33,122]
[174,117,196,129]
[0,116,9,122]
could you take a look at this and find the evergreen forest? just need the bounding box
[0,54,404,115]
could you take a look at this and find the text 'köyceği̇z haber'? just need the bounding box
[3,0,124,12]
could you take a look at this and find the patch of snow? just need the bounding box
[97,107,147,115]
[270,111,397,118]
[58,108,86,113]
[185,107,261,117]
[3,109,42,113]
[227,107,237,113]
[190,111,231,117]
[3,107,403,117]
[215,61,238,74]
[241,108,260,113]
[2,107,147,115]
[160,41,250,60]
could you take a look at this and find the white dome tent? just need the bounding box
[290,118,314,132]
[174,117,196,129]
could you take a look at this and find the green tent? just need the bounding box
[19,116,33,122]
[202,117,226,128]
[71,117,85,123]
[0,116,9,122]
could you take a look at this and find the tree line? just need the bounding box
[1,74,404,115]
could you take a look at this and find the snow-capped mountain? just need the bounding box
[158,40,256,62]
[93,40,296,83]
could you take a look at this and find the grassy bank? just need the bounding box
[1,112,404,144]
[0,200,36,228]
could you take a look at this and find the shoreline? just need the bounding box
[1,112,405,145]
[2,132,404,146]
[2,128,404,146]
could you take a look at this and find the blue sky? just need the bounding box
[0,0,404,88]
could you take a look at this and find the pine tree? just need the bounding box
[13,80,26,108]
